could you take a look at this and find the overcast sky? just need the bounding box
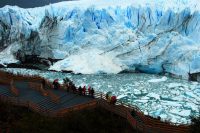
[0,0,74,8]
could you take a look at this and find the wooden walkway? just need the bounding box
[0,70,191,133]
[0,82,96,117]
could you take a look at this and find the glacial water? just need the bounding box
[1,68,200,124]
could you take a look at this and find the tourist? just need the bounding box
[131,110,136,117]
[68,82,73,92]
[106,93,109,100]
[63,77,73,92]
[91,88,94,98]
[53,79,60,90]
[66,83,70,92]
[111,95,117,105]
[72,83,76,93]
[88,86,91,95]
[106,92,112,103]
[82,86,86,95]
[78,86,82,95]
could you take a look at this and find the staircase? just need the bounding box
[0,85,14,97]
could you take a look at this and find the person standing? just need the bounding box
[91,88,94,98]
[83,86,86,95]
[78,86,82,95]
[88,86,91,95]
[53,79,60,90]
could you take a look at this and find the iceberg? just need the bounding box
[0,0,200,77]
[148,76,167,83]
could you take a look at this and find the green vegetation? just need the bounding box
[0,101,135,133]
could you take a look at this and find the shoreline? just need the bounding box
[0,66,197,83]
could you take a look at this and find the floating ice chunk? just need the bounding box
[159,114,167,119]
[194,88,200,96]
[141,96,150,100]
[133,89,142,96]
[144,111,149,115]
[92,82,98,85]
[147,92,160,100]
[171,117,178,123]
[134,99,148,103]
[107,85,112,88]
[162,101,182,107]
[172,96,185,101]
[192,82,199,85]
[184,102,199,112]
[148,76,167,83]
[117,94,127,99]
[170,109,191,117]
[119,88,127,92]
[167,83,186,89]
[171,90,181,95]
[160,95,173,101]
[151,108,164,116]
[184,91,199,100]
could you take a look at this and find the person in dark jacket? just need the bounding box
[53,79,60,90]
[90,88,94,98]
[72,84,76,93]
[82,86,86,95]
[88,86,91,95]
[78,86,82,95]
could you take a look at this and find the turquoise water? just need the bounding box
[1,68,200,124]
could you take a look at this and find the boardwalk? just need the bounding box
[0,81,95,115]
[0,70,191,133]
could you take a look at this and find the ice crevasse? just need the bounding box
[0,0,200,77]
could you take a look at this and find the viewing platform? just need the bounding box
[0,70,190,133]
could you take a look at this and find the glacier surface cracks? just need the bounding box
[0,0,200,124]
[0,0,200,77]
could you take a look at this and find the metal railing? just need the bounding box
[92,91,190,133]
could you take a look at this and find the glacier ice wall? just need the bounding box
[0,0,200,77]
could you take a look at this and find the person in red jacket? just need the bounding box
[82,86,86,95]
[111,96,117,105]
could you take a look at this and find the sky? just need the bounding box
[0,0,74,8]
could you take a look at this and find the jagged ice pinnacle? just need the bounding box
[0,0,200,77]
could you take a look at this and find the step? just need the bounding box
[57,95,93,110]
[50,93,78,110]
[0,85,15,97]
[37,98,58,110]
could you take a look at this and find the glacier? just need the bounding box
[0,0,200,78]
